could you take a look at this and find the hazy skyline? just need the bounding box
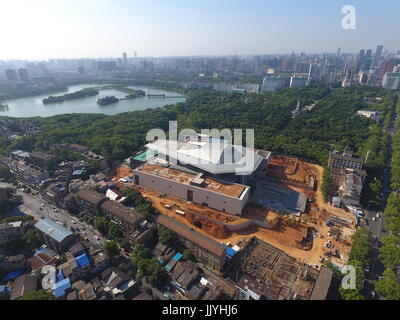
[1,0,400,60]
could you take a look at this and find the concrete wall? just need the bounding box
[134,170,248,216]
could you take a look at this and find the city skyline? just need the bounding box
[1,0,400,60]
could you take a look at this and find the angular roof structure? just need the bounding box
[145,135,269,175]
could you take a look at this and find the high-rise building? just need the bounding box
[96,61,118,72]
[261,76,286,92]
[290,76,308,87]
[5,69,18,81]
[17,68,30,82]
[308,64,319,80]
[134,51,137,59]
[373,45,383,66]
[122,52,128,68]
[78,67,85,75]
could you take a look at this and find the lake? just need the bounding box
[0,84,186,118]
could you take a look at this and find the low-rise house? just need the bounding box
[90,250,108,274]
[171,260,200,293]
[59,252,91,283]
[66,290,79,301]
[310,266,334,300]
[0,221,26,245]
[67,144,89,153]
[54,276,72,298]
[339,169,365,207]
[59,193,78,213]
[34,218,75,252]
[29,246,58,271]
[0,285,12,300]
[100,267,135,297]
[10,274,38,300]
[29,151,56,169]
[156,215,226,271]
[7,160,50,187]
[44,183,68,205]
[0,254,27,271]
[132,291,153,300]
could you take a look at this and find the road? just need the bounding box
[0,181,107,249]
[363,98,398,299]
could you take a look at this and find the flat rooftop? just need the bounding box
[138,162,247,198]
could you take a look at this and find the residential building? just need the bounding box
[5,69,18,82]
[29,151,56,169]
[59,252,91,282]
[339,169,365,207]
[261,76,286,92]
[310,266,334,300]
[10,274,38,300]
[99,200,144,237]
[28,246,58,271]
[0,221,26,245]
[290,75,308,87]
[100,267,136,297]
[7,160,50,187]
[328,150,366,202]
[156,215,226,271]
[17,68,30,82]
[75,189,108,215]
[0,254,27,271]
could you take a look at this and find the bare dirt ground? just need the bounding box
[112,157,356,267]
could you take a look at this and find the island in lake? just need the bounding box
[125,89,146,99]
[0,104,9,111]
[97,96,120,105]
[43,88,99,104]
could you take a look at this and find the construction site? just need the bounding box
[228,237,320,300]
[110,154,356,268]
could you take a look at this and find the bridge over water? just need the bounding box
[147,94,186,99]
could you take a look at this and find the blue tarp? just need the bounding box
[2,269,23,281]
[56,269,65,282]
[172,253,183,262]
[76,253,90,268]
[54,278,71,298]
[226,247,237,258]
[165,264,173,272]
[0,285,12,295]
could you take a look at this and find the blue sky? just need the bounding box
[0,0,399,59]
